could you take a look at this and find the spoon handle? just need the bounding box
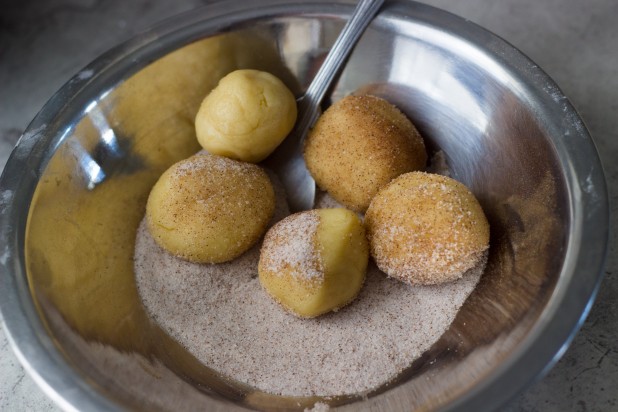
[269,0,384,212]
[300,0,385,126]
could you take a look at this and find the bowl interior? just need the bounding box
[18,2,580,411]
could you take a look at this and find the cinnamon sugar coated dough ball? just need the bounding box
[258,208,368,318]
[365,172,489,285]
[146,153,275,263]
[195,69,297,163]
[304,94,427,212]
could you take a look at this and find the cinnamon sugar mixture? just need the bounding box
[260,210,323,283]
[134,185,485,397]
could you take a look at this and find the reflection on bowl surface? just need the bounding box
[0,1,608,411]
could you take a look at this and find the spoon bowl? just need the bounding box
[268,0,384,211]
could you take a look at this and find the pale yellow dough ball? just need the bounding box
[304,94,427,212]
[195,69,297,163]
[146,153,275,263]
[258,208,368,318]
[365,172,490,285]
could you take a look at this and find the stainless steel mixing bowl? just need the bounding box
[0,0,609,410]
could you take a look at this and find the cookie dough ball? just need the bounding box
[365,172,489,285]
[195,69,297,163]
[259,208,368,318]
[304,94,427,212]
[146,153,275,263]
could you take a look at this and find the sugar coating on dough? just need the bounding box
[304,94,427,212]
[260,210,323,285]
[146,153,275,263]
[195,69,297,163]
[258,208,368,318]
[365,171,489,285]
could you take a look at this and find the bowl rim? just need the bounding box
[0,0,609,411]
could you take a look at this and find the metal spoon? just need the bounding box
[268,0,384,212]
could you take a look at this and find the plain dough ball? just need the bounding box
[304,94,427,212]
[195,69,297,163]
[146,153,275,263]
[259,208,368,318]
[365,172,489,285]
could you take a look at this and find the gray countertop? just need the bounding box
[1,0,616,410]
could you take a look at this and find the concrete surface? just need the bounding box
[0,0,616,410]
